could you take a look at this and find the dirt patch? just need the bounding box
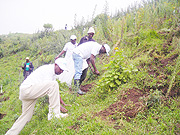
[80,82,96,92]
[95,88,146,123]
[69,87,147,130]
[75,83,146,129]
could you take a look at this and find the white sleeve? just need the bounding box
[63,43,68,51]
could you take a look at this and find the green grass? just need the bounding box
[0,0,180,134]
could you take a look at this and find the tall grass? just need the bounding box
[92,0,179,48]
[0,0,180,134]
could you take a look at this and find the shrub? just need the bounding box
[97,49,138,98]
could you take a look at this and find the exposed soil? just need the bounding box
[95,88,146,122]
[80,82,95,92]
[80,83,147,123]
[69,84,149,131]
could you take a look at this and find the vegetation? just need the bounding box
[0,0,179,134]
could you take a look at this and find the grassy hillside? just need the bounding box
[0,0,180,134]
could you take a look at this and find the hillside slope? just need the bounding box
[0,0,180,134]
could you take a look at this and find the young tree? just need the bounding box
[43,23,53,36]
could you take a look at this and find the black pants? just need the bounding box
[24,71,30,80]
[79,67,88,85]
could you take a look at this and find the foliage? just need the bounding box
[96,49,138,97]
[43,23,53,29]
[167,38,180,96]
[0,0,180,134]
[130,97,180,134]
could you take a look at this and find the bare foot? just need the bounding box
[60,106,68,113]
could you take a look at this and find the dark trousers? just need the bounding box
[80,67,88,85]
[24,71,30,80]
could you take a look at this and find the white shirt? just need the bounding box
[20,64,57,89]
[73,41,102,59]
[63,42,77,59]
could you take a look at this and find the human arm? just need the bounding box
[60,96,72,107]
[22,63,25,70]
[86,58,93,72]
[78,36,88,45]
[30,62,34,71]
[55,50,66,60]
[89,54,100,75]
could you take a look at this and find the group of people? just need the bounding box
[56,27,110,94]
[6,27,110,135]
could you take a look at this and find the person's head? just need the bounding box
[99,44,110,56]
[70,35,77,45]
[87,27,95,39]
[54,58,68,75]
[26,57,29,62]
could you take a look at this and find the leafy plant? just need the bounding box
[97,49,138,97]
[147,89,162,108]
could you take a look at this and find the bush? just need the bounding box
[97,49,138,98]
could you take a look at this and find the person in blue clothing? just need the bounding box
[72,41,110,95]
[78,27,96,85]
[22,57,34,80]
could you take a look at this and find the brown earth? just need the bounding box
[70,84,148,131]
[80,83,95,92]
[79,82,147,120]
[94,88,146,122]
[80,83,147,123]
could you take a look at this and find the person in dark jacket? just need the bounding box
[78,27,95,45]
[78,27,95,85]
[22,57,34,80]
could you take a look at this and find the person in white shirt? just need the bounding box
[72,41,110,95]
[55,35,88,87]
[55,35,78,86]
[55,35,78,60]
[5,58,69,135]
